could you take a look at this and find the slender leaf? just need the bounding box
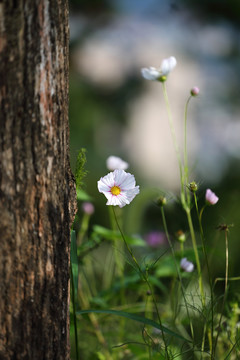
[71,230,78,296]
[77,309,191,342]
[93,225,146,246]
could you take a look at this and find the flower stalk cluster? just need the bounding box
[90,56,229,358]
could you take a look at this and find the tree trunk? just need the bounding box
[0,1,76,359]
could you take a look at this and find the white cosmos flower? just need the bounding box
[97,169,140,208]
[141,56,177,81]
[180,258,194,273]
[106,156,129,171]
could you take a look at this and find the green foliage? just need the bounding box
[77,309,190,342]
[70,230,79,297]
[75,148,88,191]
[92,225,146,247]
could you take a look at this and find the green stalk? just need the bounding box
[213,228,229,356]
[78,274,112,359]
[162,82,185,207]
[161,206,195,343]
[194,196,214,357]
[185,208,205,307]
[108,206,126,340]
[108,206,124,277]
[77,213,90,246]
[70,264,79,360]
[112,206,170,359]
[183,96,192,206]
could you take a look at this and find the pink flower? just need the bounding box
[82,202,95,215]
[205,189,219,205]
[145,231,168,248]
[190,87,200,96]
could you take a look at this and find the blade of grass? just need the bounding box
[77,309,191,343]
[71,230,78,297]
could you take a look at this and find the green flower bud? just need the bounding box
[189,181,198,193]
[176,230,186,243]
[158,75,167,82]
[156,196,167,207]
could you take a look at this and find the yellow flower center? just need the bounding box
[111,186,121,196]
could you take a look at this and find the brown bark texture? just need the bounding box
[0,1,76,359]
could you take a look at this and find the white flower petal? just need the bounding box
[186,263,194,272]
[142,57,176,81]
[161,56,177,75]
[97,169,139,207]
[103,191,113,201]
[180,257,194,273]
[107,195,120,206]
[168,56,177,71]
[141,67,160,81]
[118,172,136,190]
[125,187,140,202]
[113,169,128,187]
[118,194,130,208]
[106,156,129,171]
[97,179,111,193]
[160,59,170,75]
[98,172,115,189]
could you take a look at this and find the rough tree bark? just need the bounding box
[0,1,76,359]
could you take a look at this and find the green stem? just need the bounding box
[77,213,90,246]
[108,206,124,277]
[213,229,229,356]
[70,264,79,360]
[108,206,126,340]
[162,82,185,207]
[194,196,214,357]
[180,242,184,257]
[161,206,195,343]
[185,208,205,306]
[183,96,192,206]
[112,206,170,359]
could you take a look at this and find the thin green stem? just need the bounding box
[213,229,229,356]
[108,206,126,340]
[70,264,79,360]
[108,206,124,277]
[77,213,90,246]
[185,209,205,306]
[194,196,214,357]
[162,82,185,208]
[112,206,170,359]
[183,96,192,206]
[161,206,195,343]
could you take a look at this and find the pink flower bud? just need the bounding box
[190,86,200,97]
[82,202,95,215]
[145,231,167,248]
[205,189,219,205]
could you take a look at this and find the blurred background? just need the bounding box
[69,0,240,294]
